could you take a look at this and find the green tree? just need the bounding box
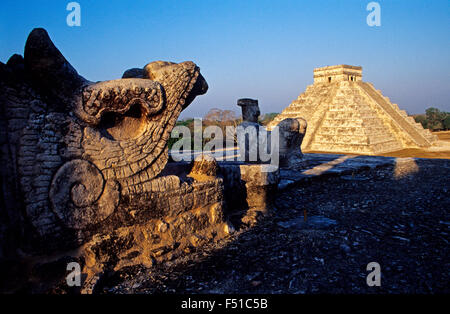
[425,107,446,131]
[443,115,450,130]
[414,115,427,129]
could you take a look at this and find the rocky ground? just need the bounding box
[96,158,449,294]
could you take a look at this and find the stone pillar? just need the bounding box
[278,118,307,168]
[219,163,280,227]
[237,98,260,123]
[236,98,266,163]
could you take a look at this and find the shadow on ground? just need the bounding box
[95,155,449,294]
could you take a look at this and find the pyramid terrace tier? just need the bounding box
[268,70,437,155]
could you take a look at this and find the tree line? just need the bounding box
[414,108,450,131]
[168,107,449,150]
[168,109,279,150]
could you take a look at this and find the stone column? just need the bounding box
[237,98,264,163]
[237,98,260,123]
[278,118,307,168]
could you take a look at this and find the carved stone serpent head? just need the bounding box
[0,28,208,250]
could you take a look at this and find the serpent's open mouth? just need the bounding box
[99,102,147,141]
[75,62,209,203]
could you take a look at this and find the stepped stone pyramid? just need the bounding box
[267,65,437,154]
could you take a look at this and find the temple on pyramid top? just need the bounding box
[313,65,362,83]
[267,64,437,155]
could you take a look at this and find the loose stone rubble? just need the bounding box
[268,65,437,154]
[93,157,450,294]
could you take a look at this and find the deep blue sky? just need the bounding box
[1,0,449,118]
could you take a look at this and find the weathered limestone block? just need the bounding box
[188,154,219,181]
[20,176,229,293]
[238,98,260,123]
[220,163,279,226]
[236,98,271,163]
[278,118,307,168]
[239,164,279,214]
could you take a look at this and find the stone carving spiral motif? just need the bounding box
[49,159,119,229]
[0,28,208,249]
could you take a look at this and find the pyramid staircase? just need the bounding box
[268,66,436,155]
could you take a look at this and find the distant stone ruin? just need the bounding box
[268,65,437,154]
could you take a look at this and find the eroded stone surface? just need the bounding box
[238,98,260,123]
[236,98,269,163]
[106,158,449,294]
[0,28,216,292]
[220,163,280,226]
[188,154,219,181]
[278,118,307,168]
[0,28,208,247]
